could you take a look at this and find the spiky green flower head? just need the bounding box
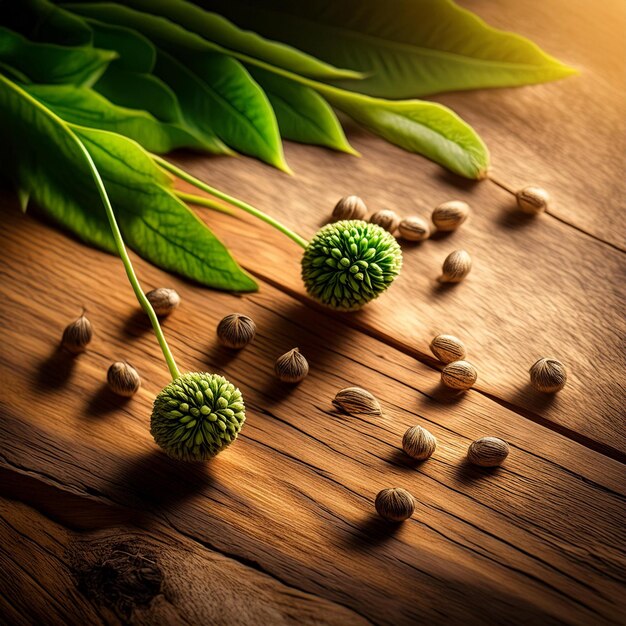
[151,373,245,462]
[301,220,403,311]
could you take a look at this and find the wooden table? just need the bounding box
[1,0,624,624]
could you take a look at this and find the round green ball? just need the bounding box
[301,220,402,311]
[151,372,245,461]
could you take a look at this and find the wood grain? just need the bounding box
[0,209,624,625]
[0,497,366,625]
[160,0,626,455]
[171,143,626,457]
[1,0,625,623]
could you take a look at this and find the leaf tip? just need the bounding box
[16,187,30,213]
[238,273,259,292]
[277,159,294,176]
[344,145,361,157]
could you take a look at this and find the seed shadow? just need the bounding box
[496,206,538,230]
[452,458,504,485]
[343,512,403,548]
[254,299,359,384]
[121,309,153,338]
[428,229,456,242]
[385,447,429,472]
[398,239,428,251]
[85,383,134,418]
[419,381,468,406]
[35,345,79,389]
[110,448,213,514]
[205,341,244,371]
[261,377,304,404]
[316,214,334,228]
[430,279,462,296]
[508,381,558,413]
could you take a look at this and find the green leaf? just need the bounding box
[16,187,30,213]
[95,0,364,81]
[85,17,155,72]
[64,2,288,170]
[93,66,214,149]
[0,73,257,291]
[59,0,488,176]
[321,86,489,179]
[3,0,93,46]
[248,66,355,154]
[74,127,257,291]
[79,17,225,153]
[0,26,116,86]
[24,83,211,153]
[197,0,576,97]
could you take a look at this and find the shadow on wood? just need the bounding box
[34,345,79,389]
[110,449,213,514]
[85,383,134,418]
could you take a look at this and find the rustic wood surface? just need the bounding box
[1,0,625,624]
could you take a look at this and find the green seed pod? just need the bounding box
[301,220,402,311]
[151,372,245,461]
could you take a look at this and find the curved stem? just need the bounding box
[175,191,234,215]
[0,74,181,381]
[154,155,308,250]
[73,137,181,380]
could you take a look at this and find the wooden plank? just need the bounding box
[0,496,366,625]
[157,0,626,455]
[451,0,626,249]
[170,151,626,458]
[0,209,624,625]
[202,0,626,249]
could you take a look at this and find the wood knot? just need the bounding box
[71,539,162,619]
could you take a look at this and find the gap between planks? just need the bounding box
[244,268,626,465]
[487,175,626,254]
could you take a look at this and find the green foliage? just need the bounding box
[66,2,288,170]
[0,0,574,293]
[0,74,257,291]
[248,67,354,154]
[196,0,576,97]
[320,88,490,178]
[0,26,115,86]
[103,0,365,81]
[25,83,210,152]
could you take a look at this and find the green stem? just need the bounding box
[0,73,181,381]
[175,191,235,215]
[73,137,181,381]
[154,155,308,250]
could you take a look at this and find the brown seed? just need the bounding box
[529,357,567,392]
[217,313,256,349]
[145,288,180,316]
[332,387,382,415]
[375,488,415,522]
[441,360,477,390]
[398,216,430,241]
[402,425,437,460]
[432,200,470,231]
[440,249,472,283]
[274,348,309,383]
[332,195,368,221]
[516,186,550,214]
[61,310,93,354]
[107,362,141,397]
[467,437,509,467]
[369,209,400,233]
[430,334,466,364]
